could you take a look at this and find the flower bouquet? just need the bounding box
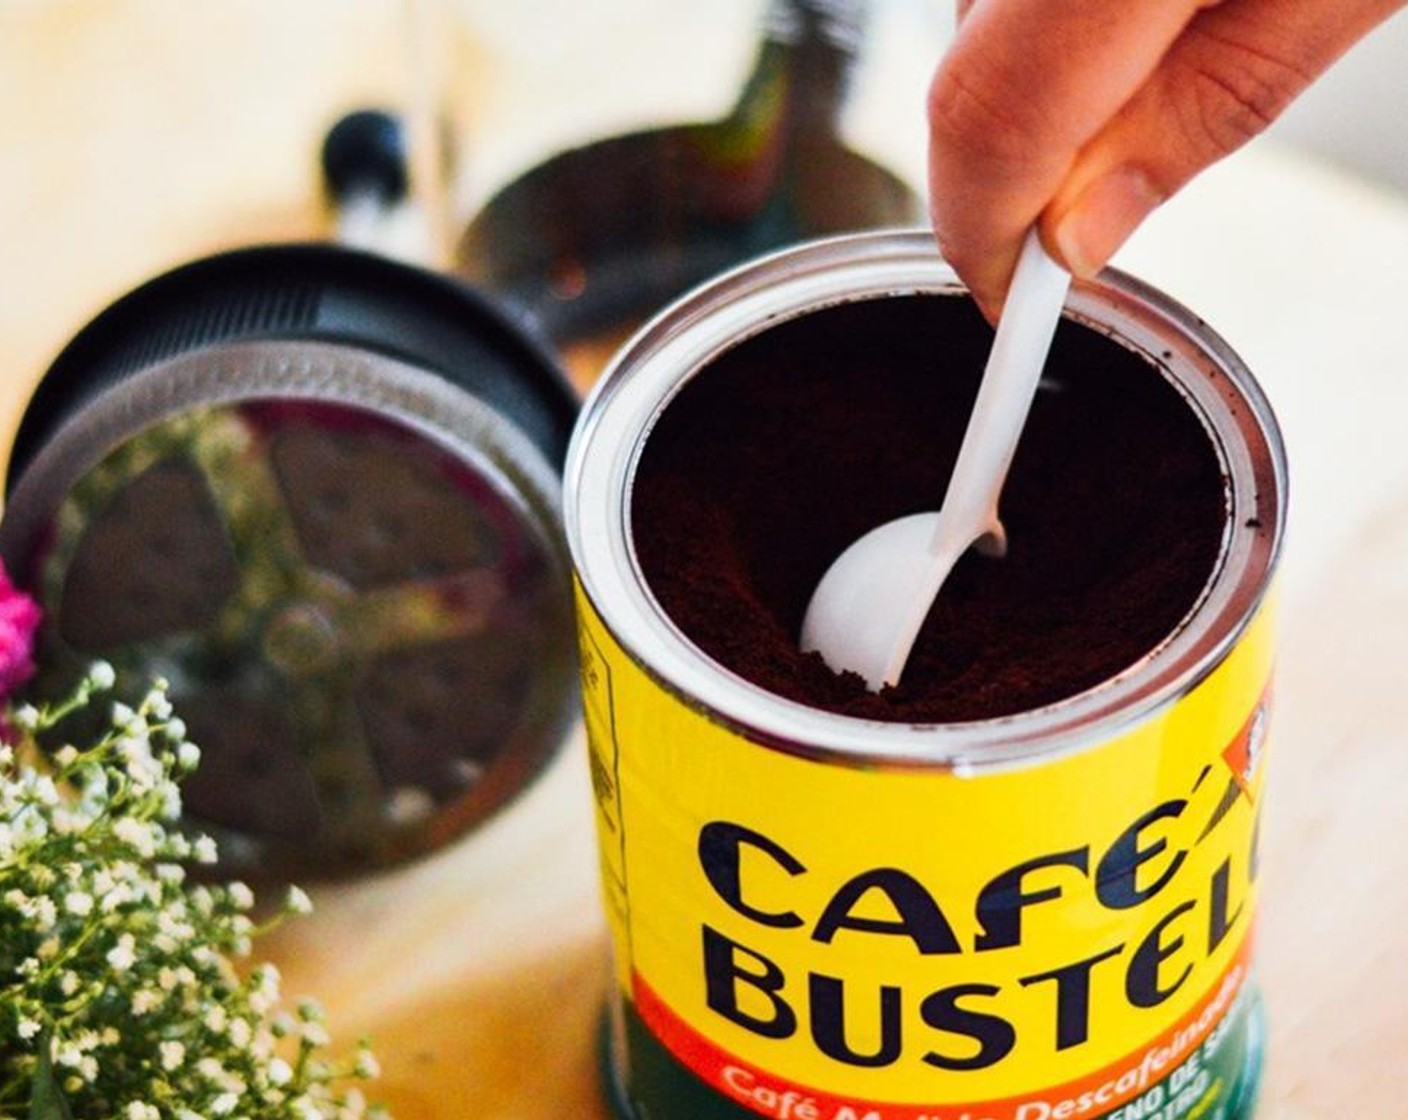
[0,567,385,1119]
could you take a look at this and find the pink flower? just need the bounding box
[0,560,41,700]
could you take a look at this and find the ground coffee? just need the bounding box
[630,293,1227,722]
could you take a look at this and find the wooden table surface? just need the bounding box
[4,4,1407,1119]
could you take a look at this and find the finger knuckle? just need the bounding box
[1176,29,1314,158]
[927,63,1044,171]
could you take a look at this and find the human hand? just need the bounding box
[928,0,1406,318]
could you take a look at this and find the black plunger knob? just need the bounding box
[321,108,410,205]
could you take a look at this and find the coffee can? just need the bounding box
[565,231,1286,1120]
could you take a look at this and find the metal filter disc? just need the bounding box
[0,340,577,876]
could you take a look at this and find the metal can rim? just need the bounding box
[565,229,1287,773]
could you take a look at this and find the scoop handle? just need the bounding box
[930,230,1071,553]
[874,231,1069,687]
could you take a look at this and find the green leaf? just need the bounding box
[28,1030,74,1120]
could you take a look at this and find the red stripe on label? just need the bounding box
[631,938,1252,1120]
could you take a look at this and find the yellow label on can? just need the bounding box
[578,583,1271,1120]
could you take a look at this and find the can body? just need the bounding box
[566,232,1285,1120]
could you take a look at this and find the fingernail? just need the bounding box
[1052,167,1164,278]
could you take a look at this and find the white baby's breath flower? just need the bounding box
[32,896,57,929]
[87,660,116,690]
[65,890,94,916]
[131,988,163,1015]
[193,835,218,864]
[291,1096,324,1120]
[13,808,47,848]
[11,702,40,732]
[248,964,281,1015]
[354,1049,381,1079]
[301,1021,332,1048]
[254,963,281,994]
[176,737,198,767]
[228,1016,252,1048]
[248,1025,277,1062]
[17,1018,41,1040]
[157,909,193,940]
[286,885,313,915]
[267,1057,293,1086]
[101,881,135,912]
[29,774,59,806]
[53,745,79,768]
[113,816,156,859]
[160,1039,186,1072]
[50,806,87,834]
[106,933,137,972]
[77,764,109,807]
[211,1091,240,1116]
[117,726,151,755]
[227,881,255,910]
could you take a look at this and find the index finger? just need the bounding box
[928,0,1205,316]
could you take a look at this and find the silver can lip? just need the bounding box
[566,230,1287,773]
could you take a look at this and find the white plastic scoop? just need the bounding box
[799,230,1071,691]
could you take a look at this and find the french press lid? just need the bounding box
[0,244,580,877]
